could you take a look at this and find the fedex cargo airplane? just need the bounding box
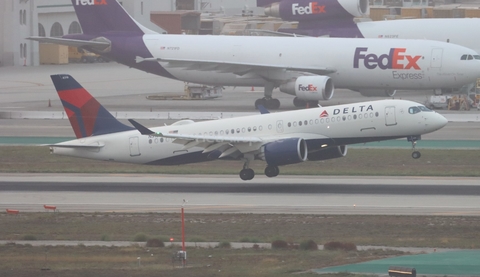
[260,0,480,54]
[50,74,447,181]
[29,0,480,109]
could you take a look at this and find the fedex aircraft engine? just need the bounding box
[264,0,369,22]
[307,145,347,161]
[280,76,334,101]
[263,138,308,166]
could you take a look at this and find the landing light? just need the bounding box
[321,144,328,148]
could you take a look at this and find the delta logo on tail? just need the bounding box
[75,0,107,6]
[292,2,326,15]
[353,47,422,70]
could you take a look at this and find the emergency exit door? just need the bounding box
[385,106,397,126]
[431,48,443,68]
[129,137,141,157]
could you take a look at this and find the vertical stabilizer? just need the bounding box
[70,0,156,35]
[51,74,133,138]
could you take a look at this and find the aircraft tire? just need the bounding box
[240,168,255,181]
[255,98,267,109]
[412,151,421,159]
[264,165,279,178]
[293,97,306,108]
[266,99,281,110]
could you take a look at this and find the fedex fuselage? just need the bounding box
[139,35,480,90]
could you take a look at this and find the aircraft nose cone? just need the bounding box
[434,113,448,129]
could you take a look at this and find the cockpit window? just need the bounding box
[408,106,421,114]
[409,106,432,114]
[461,54,478,60]
[418,106,432,112]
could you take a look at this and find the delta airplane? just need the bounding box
[261,0,480,53]
[50,74,447,181]
[28,0,480,109]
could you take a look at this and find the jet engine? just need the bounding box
[263,138,308,166]
[355,89,396,97]
[280,76,334,101]
[307,145,347,161]
[264,0,369,22]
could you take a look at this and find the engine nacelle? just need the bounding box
[355,89,396,97]
[307,145,347,161]
[280,76,334,101]
[263,138,308,166]
[264,0,369,22]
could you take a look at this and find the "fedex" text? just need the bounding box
[354,47,422,70]
[76,0,107,6]
[292,2,326,15]
[298,84,318,92]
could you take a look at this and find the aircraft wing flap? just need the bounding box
[157,57,336,76]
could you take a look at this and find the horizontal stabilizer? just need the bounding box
[47,143,105,149]
[27,37,110,51]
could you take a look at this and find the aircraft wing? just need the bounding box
[128,119,329,158]
[151,57,337,77]
[27,36,111,51]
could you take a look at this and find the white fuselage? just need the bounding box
[52,99,447,165]
[142,35,480,90]
[357,18,480,54]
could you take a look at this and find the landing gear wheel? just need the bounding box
[240,168,255,181]
[264,165,280,178]
[255,98,266,109]
[293,97,306,108]
[412,151,421,159]
[266,98,281,110]
[306,101,319,108]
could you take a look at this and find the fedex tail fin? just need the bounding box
[70,0,156,35]
[51,74,134,139]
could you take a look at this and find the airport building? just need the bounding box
[0,0,260,67]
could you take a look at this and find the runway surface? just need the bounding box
[1,174,479,216]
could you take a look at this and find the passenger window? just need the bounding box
[253,126,257,131]
[236,128,240,133]
[248,127,251,132]
[304,120,308,125]
[288,122,291,127]
[309,120,313,125]
[299,121,302,126]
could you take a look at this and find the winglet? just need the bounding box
[257,105,270,114]
[128,119,156,135]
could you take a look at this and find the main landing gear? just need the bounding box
[408,135,421,159]
[293,97,319,109]
[254,82,281,110]
[239,155,281,181]
[255,97,281,110]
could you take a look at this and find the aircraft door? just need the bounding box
[385,106,397,126]
[430,48,443,68]
[129,137,141,157]
[276,120,284,133]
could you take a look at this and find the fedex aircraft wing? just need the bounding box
[28,0,480,110]
[51,74,447,181]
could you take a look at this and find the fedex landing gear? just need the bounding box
[408,135,421,159]
[239,154,255,181]
[255,83,280,110]
[264,165,279,178]
[293,97,318,109]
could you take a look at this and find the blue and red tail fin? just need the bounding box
[51,74,134,139]
[70,0,155,35]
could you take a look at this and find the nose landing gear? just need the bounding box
[408,136,422,159]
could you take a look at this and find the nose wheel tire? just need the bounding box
[412,151,421,159]
[264,165,280,178]
[240,168,255,181]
